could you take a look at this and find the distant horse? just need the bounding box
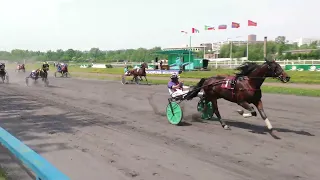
[16,64,25,72]
[127,62,148,84]
[0,63,9,83]
[55,64,69,77]
[185,59,290,139]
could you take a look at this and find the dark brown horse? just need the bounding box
[185,59,290,138]
[128,62,148,84]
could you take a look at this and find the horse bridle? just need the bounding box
[265,61,285,80]
[248,62,284,80]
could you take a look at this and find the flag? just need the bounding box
[231,22,240,28]
[192,28,199,33]
[248,20,257,26]
[218,25,227,29]
[204,25,215,30]
[180,30,188,34]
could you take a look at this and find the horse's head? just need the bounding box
[141,62,148,69]
[264,58,290,83]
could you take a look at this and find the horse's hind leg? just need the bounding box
[237,101,257,118]
[211,98,230,130]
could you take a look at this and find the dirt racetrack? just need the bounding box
[0,70,319,180]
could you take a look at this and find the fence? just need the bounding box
[28,59,320,70]
[207,59,320,69]
[0,127,70,180]
[108,59,320,69]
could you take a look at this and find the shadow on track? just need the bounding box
[225,119,315,137]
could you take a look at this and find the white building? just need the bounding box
[295,37,320,47]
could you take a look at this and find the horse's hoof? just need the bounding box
[237,110,244,115]
[223,125,231,130]
[269,129,281,139]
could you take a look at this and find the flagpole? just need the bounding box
[247,20,257,62]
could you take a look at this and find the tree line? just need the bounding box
[0,47,173,63]
[1,36,319,63]
[219,36,320,61]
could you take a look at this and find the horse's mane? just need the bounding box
[235,62,261,76]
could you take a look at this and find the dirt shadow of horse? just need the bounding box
[224,119,315,137]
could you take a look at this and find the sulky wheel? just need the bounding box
[197,99,214,120]
[166,102,183,125]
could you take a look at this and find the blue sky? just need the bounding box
[0,0,318,51]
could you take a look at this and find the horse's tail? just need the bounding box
[185,78,206,100]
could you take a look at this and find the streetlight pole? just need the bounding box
[234,36,242,65]
[227,38,232,68]
[230,41,233,68]
[188,35,191,71]
[246,34,249,62]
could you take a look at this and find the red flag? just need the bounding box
[192,28,199,33]
[248,20,257,26]
[218,25,227,29]
[231,22,240,28]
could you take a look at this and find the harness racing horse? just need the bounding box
[55,64,69,77]
[16,64,25,72]
[127,62,148,84]
[185,59,290,139]
[0,64,9,83]
[26,68,49,86]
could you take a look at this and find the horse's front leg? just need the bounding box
[237,101,257,118]
[144,76,148,84]
[211,98,230,130]
[253,100,279,139]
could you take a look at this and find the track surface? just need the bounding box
[0,70,319,180]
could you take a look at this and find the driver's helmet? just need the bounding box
[43,62,48,65]
[170,73,179,80]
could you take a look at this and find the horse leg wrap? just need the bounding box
[242,113,252,118]
[265,118,273,130]
[242,109,256,118]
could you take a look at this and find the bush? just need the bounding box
[105,64,113,68]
